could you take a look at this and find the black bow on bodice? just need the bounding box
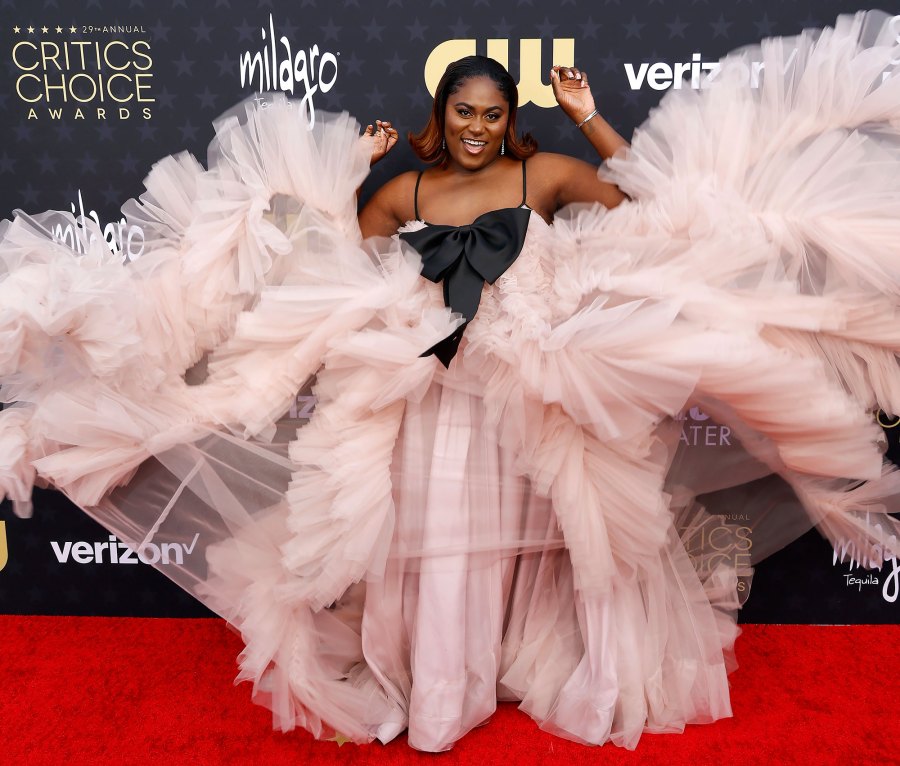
[399,207,531,367]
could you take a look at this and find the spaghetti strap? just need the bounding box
[413,171,424,221]
[520,161,527,207]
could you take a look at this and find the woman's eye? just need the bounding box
[486,113,499,121]
[457,109,471,117]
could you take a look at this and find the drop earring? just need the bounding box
[442,137,446,151]
[501,138,505,156]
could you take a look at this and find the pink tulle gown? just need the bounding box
[2,10,900,752]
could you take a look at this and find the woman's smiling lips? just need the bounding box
[462,138,487,154]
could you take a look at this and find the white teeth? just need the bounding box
[462,139,486,145]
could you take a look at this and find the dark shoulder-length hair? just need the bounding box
[409,55,538,165]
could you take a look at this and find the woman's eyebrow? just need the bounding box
[452,101,506,111]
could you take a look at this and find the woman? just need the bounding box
[358,57,627,238]
[2,10,900,753]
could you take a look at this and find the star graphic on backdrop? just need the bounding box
[154,87,176,110]
[22,182,40,207]
[40,25,48,33]
[321,89,343,110]
[320,18,341,42]
[363,18,384,42]
[326,733,352,747]
[214,52,233,77]
[139,122,158,142]
[0,152,15,174]
[623,16,644,40]
[342,52,363,77]
[366,85,385,110]
[13,123,32,142]
[554,121,576,144]
[597,50,619,74]
[120,152,140,173]
[13,25,20,33]
[235,19,256,43]
[343,0,360,8]
[180,121,200,143]
[173,53,194,77]
[516,0,533,6]
[257,0,275,8]
[535,17,557,38]
[473,0,490,7]
[95,122,115,142]
[799,15,821,30]
[667,17,689,39]
[407,88,430,110]
[100,184,121,205]
[710,14,732,38]
[192,19,213,43]
[0,92,8,110]
[386,52,406,76]
[278,19,299,38]
[171,0,189,9]
[198,86,217,110]
[55,25,62,33]
[387,0,403,6]
[54,121,75,142]
[620,89,642,108]
[130,0,145,7]
[86,0,102,8]
[754,14,775,37]
[69,25,76,33]
[406,19,427,42]
[37,151,56,174]
[149,20,170,42]
[78,154,98,175]
[449,19,470,38]
[215,0,230,7]
[27,25,34,33]
[492,18,513,38]
[581,17,600,39]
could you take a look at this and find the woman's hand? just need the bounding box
[363,120,399,166]
[550,66,596,125]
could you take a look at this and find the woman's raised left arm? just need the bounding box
[550,65,629,162]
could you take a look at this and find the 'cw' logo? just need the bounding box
[425,39,575,108]
[0,521,7,572]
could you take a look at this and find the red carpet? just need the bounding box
[2,617,897,765]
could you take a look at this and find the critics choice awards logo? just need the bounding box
[10,23,154,120]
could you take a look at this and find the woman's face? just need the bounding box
[443,76,509,171]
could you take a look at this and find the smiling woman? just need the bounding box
[358,55,627,236]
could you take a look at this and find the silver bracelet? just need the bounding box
[575,109,599,129]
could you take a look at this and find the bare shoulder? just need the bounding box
[526,151,624,211]
[359,170,420,238]
[370,170,419,209]
[527,151,595,178]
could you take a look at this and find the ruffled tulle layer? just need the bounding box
[2,9,900,752]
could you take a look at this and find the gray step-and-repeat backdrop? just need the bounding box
[1,1,898,623]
